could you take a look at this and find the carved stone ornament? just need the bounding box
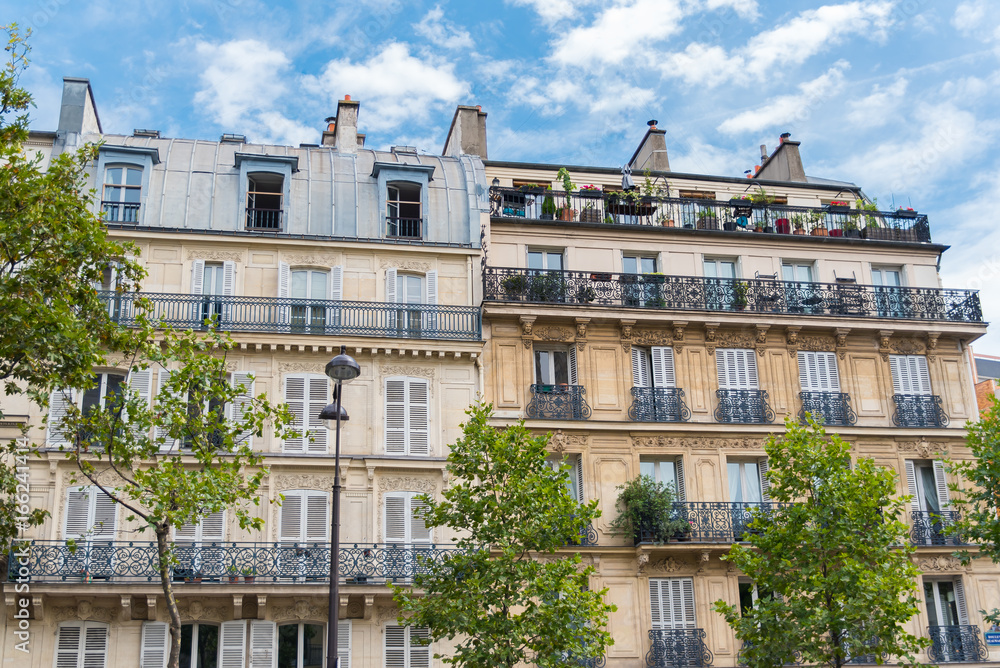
[672,322,687,345]
[522,338,533,350]
[273,474,332,493]
[632,436,763,450]
[632,330,674,347]
[636,553,650,574]
[272,600,326,622]
[891,337,926,355]
[798,335,836,352]
[188,249,244,262]
[649,556,688,574]
[575,319,589,340]
[918,555,965,572]
[706,328,754,355]
[520,316,536,337]
[380,365,435,381]
[534,326,573,342]
[180,602,226,622]
[377,476,437,494]
[279,362,325,374]
[878,330,894,361]
[898,441,950,458]
[379,259,430,272]
[52,603,116,624]
[927,332,941,362]
[548,430,588,454]
[376,605,405,625]
[620,320,635,340]
[283,254,338,268]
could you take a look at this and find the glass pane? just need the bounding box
[623,256,637,274]
[871,269,883,286]
[781,265,794,282]
[528,251,543,270]
[180,624,193,668]
[640,461,654,480]
[641,257,656,273]
[81,377,102,415]
[535,351,549,385]
[278,624,298,668]
[728,462,741,502]
[704,261,717,278]
[309,271,327,300]
[739,582,755,615]
[124,187,141,203]
[886,270,901,287]
[125,168,142,186]
[924,582,940,626]
[104,185,122,202]
[291,271,307,299]
[400,275,422,304]
[106,167,122,185]
[546,253,562,271]
[660,461,677,491]
[743,462,762,502]
[919,466,940,513]
[553,351,569,384]
[939,581,959,626]
[198,625,219,668]
[106,374,125,409]
[720,262,736,279]
[796,265,812,282]
[302,624,324,668]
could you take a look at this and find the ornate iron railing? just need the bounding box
[636,502,785,545]
[629,387,691,422]
[246,207,282,231]
[489,186,933,242]
[96,291,481,341]
[572,656,606,668]
[716,389,774,424]
[9,541,462,584]
[386,216,423,239]
[101,201,140,223]
[526,385,592,420]
[646,629,713,668]
[571,524,599,547]
[892,395,949,428]
[483,267,983,323]
[910,511,964,546]
[799,391,857,426]
[927,625,989,663]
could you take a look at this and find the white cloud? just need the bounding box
[718,63,849,134]
[846,76,908,127]
[506,0,599,25]
[952,1,1000,44]
[303,43,469,132]
[550,0,687,67]
[705,0,759,19]
[588,81,656,113]
[414,5,474,50]
[669,138,746,176]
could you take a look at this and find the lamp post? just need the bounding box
[319,345,360,668]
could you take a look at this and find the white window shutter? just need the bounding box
[649,579,664,630]
[820,352,840,392]
[222,260,236,296]
[409,380,430,456]
[425,270,438,304]
[64,487,92,540]
[716,350,730,388]
[155,370,178,452]
[632,347,650,388]
[338,620,352,668]
[191,259,205,296]
[955,578,970,625]
[385,494,407,544]
[249,620,276,668]
[797,351,812,391]
[279,492,303,542]
[386,268,398,302]
[231,372,254,448]
[758,458,770,502]
[568,345,578,385]
[47,388,75,447]
[410,626,431,668]
[139,621,169,668]
[651,347,676,388]
[127,369,153,431]
[933,460,951,510]
[411,496,431,544]
[220,620,247,668]
[330,265,343,301]
[92,489,118,539]
[678,578,696,629]
[201,510,226,543]
[305,491,329,542]
[277,262,291,329]
[385,379,406,455]
[744,350,759,389]
[385,625,406,668]
[55,623,84,667]
[575,456,585,503]
[904,460,921,512]
[283,375,306,453]
[82,622,109,668]
[674,456,686,502]
[174,520,198,543]
[914,356,932,395]
[306,376,329,453]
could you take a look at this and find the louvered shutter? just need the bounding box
[385,379,406,455]
[283,376,306,453]
[249,620,276,668]
[411,496,431,544]
[913,356,932,395]
[329,265,343,331]
[718,349,758,389]
[954,578,970,625]
[222,260,236,322]
[92,489,118,539]
[650,579,664,630]
[423,270,439,332]
[155,370,178,452]
[336,620,352,668]
[305,492,329,541]
[385,625,406,668]
[55,622,83,668]
[385,379,430,456]
[632,348,650,388]
[651,347,676,388]
[191,260,205,295]
[306,376,329,453]
[220,620,247,668]
[889,356,905,394]
[139,622,169,668]
[201,510,226,543]
[408,380,430,456]
[650,578,696,630]
[280,492,304,542]
[64,487,92,540]
[385,494,407,543]
[277,262,291,329]
[410,627,431,668]
[575,456,585,503]
[904,460,921,512]
[933,461,951,511]
[231,372,254,448]
[674,456,686,502]
[743,350,759,389]
[568,345,578,385]
[82,622,109,668]
[798,352,839,391]
[758,458,770,503]
[677,578,696,629]
[127,369,152,435]
[47,388,75,447]
[890,355,932,395]
[386,268,398,302]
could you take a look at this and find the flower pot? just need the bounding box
[753,227,763,233]
[829,229,843,237]
[811,227,828,237]
[661,218,675,227]
[762,226,774,234]
[579,190,602,199]
[579,207,602,223]
[775,219,790,234]
[722,222,738,231]
[558,209,574,222]
[826,205,851,213]
[539,213,554,221]
[244,576,255,583]
[843,229,861,238]
[895,209,918,218]
[228,576,239,583]
[793,228,806,235]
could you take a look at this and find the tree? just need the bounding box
[392,403,615,668]
[712,416,928,668]
[59,324,295,668]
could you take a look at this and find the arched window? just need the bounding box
[102,165,142,222]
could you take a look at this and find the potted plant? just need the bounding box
[603,214,615,224]
[540,188,557,220]
[775,218,790,234]
[556,167,576,221]
[556,206,577,222]
[841,217,861,238]
[501,274,527,295]
[579,202,601,223]
[609,475,689,545]
[227,566,239,583]
[826,200,852,213]
[791,215,807,235]
[577,286,596,303]
[696,209,719,230]
[810,211,828,236]
[242,567,256,584]
[895,206,918,218]
[579,184,602,198]
[732,281,749,310]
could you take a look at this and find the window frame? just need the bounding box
[526,248,565,272]
[533,344,578,387]
[96,145,157,225]
[55,621,109,668]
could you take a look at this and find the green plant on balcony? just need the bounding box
[696,209,719,230]
[556,167,575,209]
[609,475,689,544]
[540,188,557,219]
[857,197,881,230]
[501,274,528,295]
[733,281,749,310]
[527,272,566,302]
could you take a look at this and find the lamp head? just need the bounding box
[325,345,361,383]
[319,402,349,422]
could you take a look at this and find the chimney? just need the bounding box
[627,120,670,173]
[54,77,102,155]
[321,116,336,146]
[333,96,360,153]
[442,105,488,158]
[752,133,807,182]
[760,145,768,162]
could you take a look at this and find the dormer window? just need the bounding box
[387,182,422,239]
[102,166,142,223]
[246,172,283,231]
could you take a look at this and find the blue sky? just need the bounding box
[8,0,1000,356]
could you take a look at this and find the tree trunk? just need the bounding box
[156,527,183,668]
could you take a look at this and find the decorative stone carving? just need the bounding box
[619,320,635,341]
[672,321,687,348]
[381,365,435,381]
[898,441,950,458]
[535,326,573,342]
[575,318,589,340]
[705,328,754,355]
[631,330,673,347]
[927,332,941,362]
[378,476,437,494]
[891,338,926,355]
[188,249,244,262]
[279,362,324,374]
[273,474,332,493]
[698,550,711,573]
[636,553,650,574]
[52,603,116,623]
[835,328,851,360]
[799,335,836,352]
[919,555,965,572]
[272,600,325,622]
[179,601,225,622]
[377,605,403,625]
[379,259,431,272]
[549,430,588,454]
[519,316,536,337]
[632,436,764,450]
[649,556,687,573]
[285,254,338,267]
[878,330,894,361]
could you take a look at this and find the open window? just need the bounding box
[387,181,422,238]
[246,172,283,230]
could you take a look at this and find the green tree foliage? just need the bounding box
[59,325,295,668]
[392,403,615,668]
[713,417,928,668]
[0,24,144,406]
[609,475,688,544]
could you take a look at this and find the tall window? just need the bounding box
[623,255,656,274]
[704,258,737,310]
[924,578,968,627]
[291,269,329,332]
[716,349,759,391]
[797,351,840,392]
[534,346,577,387]
[384,491,431,545]
[649,578,696,630]
[174,511,225,581]
[385,625,430,668]
[387,182,422,238]
[385,377,430,456]
[102,165,142,223]
[283,375,329,453]
[191,260,235,326]
[872,266,905,317]
[47,372,136,446]
[623,255,659,306]
[246,172,283,230]
[278,622,325,668]
[385,269,437,334]
[640,458,685,500]
[727,459,769,504]
[55,622,109,668]
[547,454,584,503]
[527,249,563,271]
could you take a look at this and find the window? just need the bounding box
[247,172,283,230]
[190,260,235,326]
[547,454,585,503]
[890,355,932,395]
[384,491,431,545]
[385,377,430,456]
[81,372,127,416]
[387,182,422,238]
[527,249,563,271]
[704,258,737,310]
[102,165,142,223]
[277,264,342,334]
[55,622,109,668]
[623,255,660,307]
[534,346,578,387]
[283,375,329,453]
[727,459,770,504]
[872,266,905,317]
[906,460,953,545]
[737,580,774,616]
[871,266,903,287]
[716,349,759,391]
[924,578,968,627]
[153,370,252,452]
[632,347,685,421]
[142,621,220,668]
[279,490,328,581]
[385,268,438,334]
[797,351,840,392]
[781,261,814,283]
[640,458,686,500]
[649,578,696,630]
[278,622,325,668]
[64,486,118,540]
[632,347,676,389]
[385,625,430,668]
[623,255,656,275]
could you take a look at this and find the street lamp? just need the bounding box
[319,345,360,668]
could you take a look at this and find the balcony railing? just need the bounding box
[715,389,774,424]
[636,502,785,545]
[646,629,713,668]
[526,384,592,420]
[799,391,857,426]
[10,541,462,584]
[101,201,140,223]
[96,291,482,341]
[489,186,933,242]
[386,216,423,239]
[246,207,282,231]
[483,268,983,324]
[629,387,691,422]
[892,395,950,428]
[911,511,964,546]
[927,626,989,663]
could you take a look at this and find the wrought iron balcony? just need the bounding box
[101,201,140,223]
[716,389,774,424]
[646,629,713,668]
[910,511,965,546]
[246,207,282,231]
[96,291,481,341]
[386,216,423,239]
[635,502,785,545]
[572,656,606,668]
[483,268,983,324]
[892,395,949,428]
[799,391,857,426]
[526,384,592,420]
[629,387,691,422]
[570,524,599,547]
[9,541,462,584]
[927,625,989,663]
[489,186,933,242]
